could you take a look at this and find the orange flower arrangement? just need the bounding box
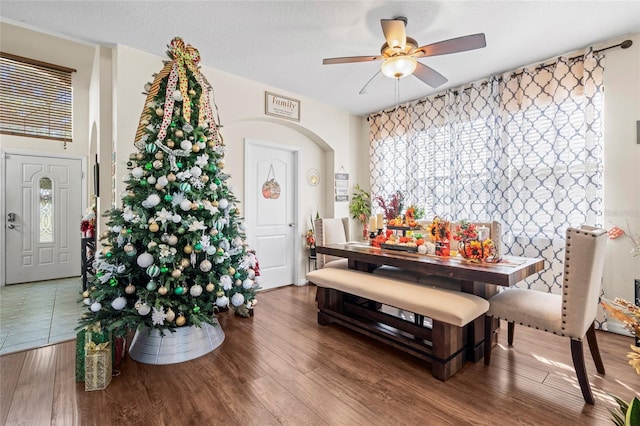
[427,216,451,241]
[461,239,495,262]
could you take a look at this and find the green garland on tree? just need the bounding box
[79,37,259,335]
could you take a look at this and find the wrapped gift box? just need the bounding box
[75,326,111,382]
[84,342,112,391]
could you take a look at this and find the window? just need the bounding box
[0,52,75,142]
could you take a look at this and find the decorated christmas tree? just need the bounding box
[79,37,259,335]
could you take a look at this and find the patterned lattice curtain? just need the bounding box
[368,49,604,293]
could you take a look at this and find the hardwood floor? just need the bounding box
[1,284,638,425]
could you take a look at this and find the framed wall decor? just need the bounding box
[265,91,300,122]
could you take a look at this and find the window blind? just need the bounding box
[0,52,75,142]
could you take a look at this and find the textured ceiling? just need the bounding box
[1,1,639,116]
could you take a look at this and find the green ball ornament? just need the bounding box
[199,204,204,210]
[109,277,117,287]
[208,164,217,172]
[145,162,153,170]
[177,227,185,235]
[234,272,241,279]
[174,286,185,295]
[194,243,202,250]
[193,306,200,313]
[145,143,158,154]
[105,252,113,258]
[164,194,173,202]
[140,179,147,186]
[146,280,157,291]
[179,182,191,193]
[170,122,176,128]
[160,266,169,274]
[127,229,132,234]
[96,271,103,277]
[176,162,183,169]
[146,264,160,277]
[214,178,221,185]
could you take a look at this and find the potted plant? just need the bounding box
[600,297,640,425]
[305,213,318,256]
[349,184,372,240]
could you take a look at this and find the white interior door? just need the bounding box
[245,140,298,290]
[3,153,83,284]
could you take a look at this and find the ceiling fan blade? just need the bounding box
[323,55,384,65]
[381,18,407,51]
[414,33,486,58]
[413,62,448,88]
[358,70,381,95]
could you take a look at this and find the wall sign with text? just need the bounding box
[334,172,349,202]
[265,92,300,121]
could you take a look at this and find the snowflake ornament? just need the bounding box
[151,306,166,326]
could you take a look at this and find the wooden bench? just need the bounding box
[306,268,489,381]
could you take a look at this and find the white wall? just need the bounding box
[601,33,640,331]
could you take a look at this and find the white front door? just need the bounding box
[3,153,83,284]
[245,140,298,290]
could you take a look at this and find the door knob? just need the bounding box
[288,223,295,227]
[7,212,16,222]
[7,224,15,229]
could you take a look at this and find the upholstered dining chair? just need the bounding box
[314,217,350,269]
[483,226,608,404]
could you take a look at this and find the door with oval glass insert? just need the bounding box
[4,153,83,284]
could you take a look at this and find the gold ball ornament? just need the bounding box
[141,119,149,126]
[207,140,215,148]
[191,202,199,210]
[188,89,196,96]
[212,201,219,208]
[125,283,136,294]
[82,290,90,298]
[217,162,225,170]
[155,183,163,191]
[228,267,236,275]
[149,223,160,233]
[235,208,241,215]
[180,258,191,268]
[183,245,193,254]
[175,314,187,327]
[216,290,225,297]
[153,160,163,169]
[167,173,176,182]
[155,151,164,160]
[191,144,200,153]
[206,283,215,292]
[136,153,144,160]
[121,229,129,236]
[171,269,182,278]
[209,229,219,236]
[155,107,164,116]
[201,175,209,183]
[165,308,176,322]
[175,129,184,139]
[158,286,168,295]
[166,139,175,148]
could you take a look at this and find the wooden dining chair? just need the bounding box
[314,217,350,269]
[483,226,608,404]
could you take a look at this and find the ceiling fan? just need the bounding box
[323,17,486,94]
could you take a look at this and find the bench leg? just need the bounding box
[431,320,465,381]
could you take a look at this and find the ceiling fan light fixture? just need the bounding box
[381,56,417,79]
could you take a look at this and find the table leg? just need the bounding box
[461,280,499,362]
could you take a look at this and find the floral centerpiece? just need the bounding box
[600,298,640,424]
[427,216,451,256]
[80,203,97,238]
[375,191,405,222]
[452,220,500,262]
[305,214,317,255]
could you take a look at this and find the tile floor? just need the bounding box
[0,277,85,355]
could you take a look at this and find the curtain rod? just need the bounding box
[368,39,633,120]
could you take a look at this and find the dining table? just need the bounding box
[316,241,545,361]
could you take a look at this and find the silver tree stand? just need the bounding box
[128,319,224,365]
